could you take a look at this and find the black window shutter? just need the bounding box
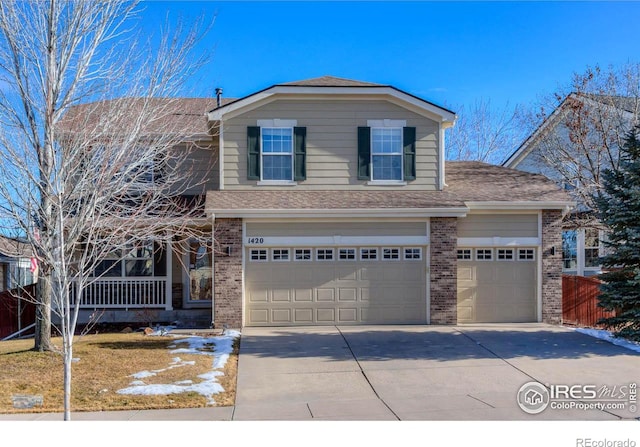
[403,127,416,181]
[247,126,260,180]
[293,127,306,181]
[357,126,371,180]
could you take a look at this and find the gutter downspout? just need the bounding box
[211,213,216,328]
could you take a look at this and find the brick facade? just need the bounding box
[430,217,458,324]
[541,209,563,324]
[213,218,243,329]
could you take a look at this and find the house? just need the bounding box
[503,92,638,277]
[69,76,573,328]
[0,236,35,292]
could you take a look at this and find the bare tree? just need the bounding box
[0,0,213,420]
[517,63,640,218]
[446,98,523,164]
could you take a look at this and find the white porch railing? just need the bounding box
[70,277,170,310]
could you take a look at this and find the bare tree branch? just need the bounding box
[0,0,215,420]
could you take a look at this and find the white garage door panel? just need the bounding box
[245,248,427,326]
[457,254,537,324]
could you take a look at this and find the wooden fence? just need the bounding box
[0,284,36,339]
[562,275,615,327]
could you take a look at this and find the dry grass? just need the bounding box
[0,332,239,413]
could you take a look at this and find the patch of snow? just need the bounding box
[574,328,640,353]
[117,330,241,404]
[132,371,156,379]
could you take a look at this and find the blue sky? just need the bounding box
[142,1,640,112]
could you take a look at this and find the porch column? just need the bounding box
[165,239,173,311]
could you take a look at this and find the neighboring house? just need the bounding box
[69,76,572,328]
[0,236,35,292]
[503,93,638,277]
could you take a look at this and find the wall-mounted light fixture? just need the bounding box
[226,246,232,256]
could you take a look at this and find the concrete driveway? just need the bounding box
[232,324,640,421]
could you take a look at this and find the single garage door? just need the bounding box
[457,247,537,323]
[245,246,427,326]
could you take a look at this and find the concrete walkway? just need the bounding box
[1,324,639,421]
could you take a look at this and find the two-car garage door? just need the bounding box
[243,220,429,326]
[245,245,427,326]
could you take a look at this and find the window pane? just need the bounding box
[125,259,153,276]
[262,128,292,153]
[372,155,402,180]
[585,229,599,248]
[585,248,600,267]
[562,230,577,269]
[372,128,402,154]
[125,242,153,259]
[93,260,122,277]
[263,154,292,180]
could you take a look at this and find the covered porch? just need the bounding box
[69,234,214,327]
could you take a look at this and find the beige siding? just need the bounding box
[457,214,538,238]
[170,141,219,195]
[223,99,440,190]
[246,221,427,238]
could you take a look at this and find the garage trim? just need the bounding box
[244,235,429,247]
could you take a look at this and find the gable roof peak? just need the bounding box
[279,75,385,87]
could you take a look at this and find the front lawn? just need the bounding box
[0,330,239,413]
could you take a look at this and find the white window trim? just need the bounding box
[316,248,334,261]
[367,119,407,128]
[382,247,400,261]
[294,248,312,262]
[257,119,298,128]
[256,180,297,186]
[360,247,379,261]
[497,248,515,261]
[338,247,357,261]
[457,249,472,260]
[370,126,403,182]
[271,248,290,262]
[517,248,536,262]
[259,126,294,182]
[367,180,407,186]
[404,247,423,260]
[475,248,493,261]
[249,248,268,262]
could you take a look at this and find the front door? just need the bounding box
[189,240,212,301]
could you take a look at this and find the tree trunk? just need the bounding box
[63,342,72,421]
[34,275,52,351]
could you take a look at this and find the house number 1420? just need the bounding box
[247,237,264,244]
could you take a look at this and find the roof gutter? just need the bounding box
[206,207,470,219]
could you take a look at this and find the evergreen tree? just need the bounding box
[593,124,640,341]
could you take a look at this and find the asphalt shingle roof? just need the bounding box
[279,76,385,87]
[206,161,571,213]
[59,97,224,138]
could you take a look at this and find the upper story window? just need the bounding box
[358,120,416,184]
[371,128,403,181]
[247,120,306,183]
[261,127,293,181]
